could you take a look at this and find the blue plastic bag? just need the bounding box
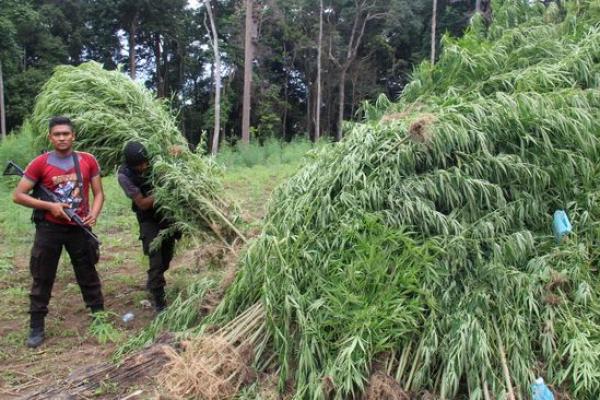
[531,378,554,400]
[552,210,571,243]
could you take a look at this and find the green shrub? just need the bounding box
[217,138,319,169]
[0,121,36,171]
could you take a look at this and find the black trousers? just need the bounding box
[139,220,176,294]
[29,221,104,317]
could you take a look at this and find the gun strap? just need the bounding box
[72,152,83,190]
[71,152,92,217]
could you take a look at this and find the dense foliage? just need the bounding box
[201,1,600,398]
[1,0,478,144]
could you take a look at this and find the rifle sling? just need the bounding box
[72,152,83,191]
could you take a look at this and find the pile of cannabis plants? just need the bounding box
[30,62,242,243]
[168,1,600,399]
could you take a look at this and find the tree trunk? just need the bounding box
[475,0,482,13]
[162,39,169,95]
[241,0,255,144]
[205,0,222,155]
[282,79,288,140]
[282,53,289,140]
[178,40,185,95]
[482,0,492,22]
[155,33,164,97]
[315,0,324,142]
[350,68,357,117]
[336,69,347,142]
[431,0,438,65]
[306,83,312,140]
[325,77,332,138]
[0,62,6,140]
[329,1,380,141]
[129,11,139,80]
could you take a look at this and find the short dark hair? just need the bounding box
[48,116,74,132]
[124,141,149,167]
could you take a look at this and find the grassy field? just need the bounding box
[0,141,309,398]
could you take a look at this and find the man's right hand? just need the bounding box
[48,202,70,220]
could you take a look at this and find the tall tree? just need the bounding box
[431,0,438,64]
[204,0,222,154]
[315,0,323,142]
[123,4,141,79]
[0,62,5,140]
[329,0,383,141]
[241,0,256,144]
[39,1,87,64]
[0,0,478,140]
[154,32,163,95]
[0,0,69,131]
[141,0,189,97]
[79,0,120,70]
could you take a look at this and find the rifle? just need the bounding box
[3,160,101,245]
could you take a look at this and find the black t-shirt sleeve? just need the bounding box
[117,172,141,199]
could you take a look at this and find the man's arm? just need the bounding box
[132,192,154,211]
[82,175,104,227]
[12,177,70,221]
[117,172,154,211]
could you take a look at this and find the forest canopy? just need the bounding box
[0,0,480,147]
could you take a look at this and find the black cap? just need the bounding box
[123,141,148,167]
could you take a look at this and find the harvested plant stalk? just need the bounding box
[161,303,266,399]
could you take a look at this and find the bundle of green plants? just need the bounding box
[170,1,600,399]
[29,62,242,243]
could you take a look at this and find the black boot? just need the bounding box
[27,314,45,348]
[152,289,167,313]
[89,305,105,323]
[90,304,105,314]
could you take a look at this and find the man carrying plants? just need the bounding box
[12,116,105,348]
[117,141,181,313]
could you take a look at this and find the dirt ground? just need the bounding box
[0,225,247,399]
[0,240,189,399]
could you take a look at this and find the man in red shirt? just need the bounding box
[12,116,105,348]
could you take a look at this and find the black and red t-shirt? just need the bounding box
[24,151,101,225]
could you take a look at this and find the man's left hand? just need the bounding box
[168,145,186,157]
[83,213,98,227]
